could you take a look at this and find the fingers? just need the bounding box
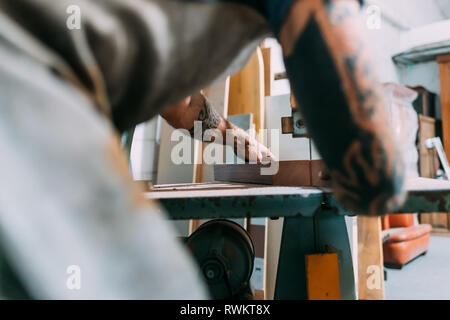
[262,146,276,161]
[244,136,276,164]
[227,126,276,163]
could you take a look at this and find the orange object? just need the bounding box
[382,214,431,268]
[305,253,340,300]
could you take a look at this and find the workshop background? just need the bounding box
[127,0,450,300]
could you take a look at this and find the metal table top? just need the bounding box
[145,178,450,219]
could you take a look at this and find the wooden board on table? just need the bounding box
[214,160,331,187]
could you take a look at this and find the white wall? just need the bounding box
[367,0,445,94]
[367,18,402,83]
[365,0,446,93]
[368,0,445,28]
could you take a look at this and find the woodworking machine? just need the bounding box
[147,178,450,299]
[129,92,450,300]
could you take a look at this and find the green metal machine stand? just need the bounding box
[147,178,450,299]
[274,212,355,299]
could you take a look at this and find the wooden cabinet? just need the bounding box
[418,115,450,231]
[418,115,439,179]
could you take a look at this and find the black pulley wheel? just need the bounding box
[186,219,255,299]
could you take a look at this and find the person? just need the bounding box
[0,0,405,299]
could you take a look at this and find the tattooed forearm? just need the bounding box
[161,92,274,162]
[160,92,227,143]
[188,94,222,139]
[279,0,405,215]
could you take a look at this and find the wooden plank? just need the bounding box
[420,212,432,225]
[152,182,249,191]
[418,115,436,157]
[264,216,283,300]
[247,222,265,299]
[431,227,450,235]
[418,115,437,226]
[192,141,205,183]
[357,216,385,300]
[228,47,265,142]
[311,160,331,187]
[148,184,324,199]
[437,55,450,156]
[417,114,448,228]
[149,178,450,199]
[261,47,272,97]
[431,213,449,229]
[437,53,450,64]
[306,253,340,300]
[214,160,331,187]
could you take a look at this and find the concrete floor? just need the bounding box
[385,235,450,300]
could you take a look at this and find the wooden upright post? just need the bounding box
[437,54,450,156]
[357,216,385,300]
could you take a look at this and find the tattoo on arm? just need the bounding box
[188,95,222,140]
[281,0,405,215]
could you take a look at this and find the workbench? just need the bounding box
[145,178,450,300]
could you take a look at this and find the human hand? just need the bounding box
[226,126,275,163]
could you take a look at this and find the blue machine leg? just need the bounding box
[274,210,356,300]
